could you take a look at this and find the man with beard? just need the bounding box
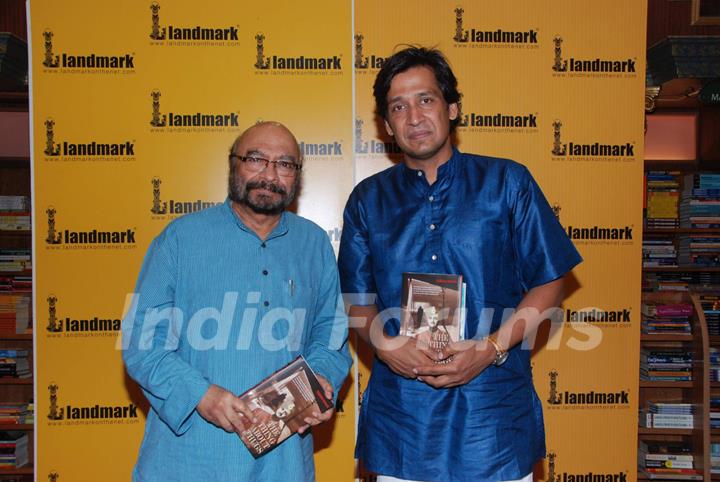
[339,47,581,481]
[123,122,351,481]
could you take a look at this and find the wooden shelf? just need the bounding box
[0,379,31,386]
[640,381,694,388]
[0,424,32,431]
[638,427,695,435]
[0,157,29,167]
[0,270,31,276]
[0,91,28,111]
[0,230,30,236]
[645,228,720,234]
[641,333,694,342]
[644,266,720,272]
[0,333,31,340]
[0,466,33,475]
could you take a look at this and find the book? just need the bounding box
[399,272,464,352]
[237,356,333,457]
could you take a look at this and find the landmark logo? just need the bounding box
[41,29,135,73]
[354,117,401,157]
[452,6,538,49]
[551,119,635,161]
[298,140,344,160]
[47,295,62,333]
[42,30,59,68]
[43,118,135,162]
[48,471,60,482]
[552,204,561,222]
[546,452,629,482]
[565,307,632,325]
[149,90,240,132]
[47,382,139,425]
[253,33,343,75]
[546,452,558,482]
[552,35,637,77]
[48,383,64,420]
[458,110,539,134]
[354,33,387,72]
[149,2,240,46]
[44,207,137,250]
[46,295,121,337]
[149,177,221,219]
[546,370,630,409]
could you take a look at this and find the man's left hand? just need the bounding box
[297,375,335,434]
[412,340,496,388]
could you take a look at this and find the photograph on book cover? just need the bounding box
[239,357,331,457]
[400,273,463,351]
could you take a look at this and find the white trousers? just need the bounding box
[377,473,534,482]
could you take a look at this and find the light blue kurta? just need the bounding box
[122,199,351,481]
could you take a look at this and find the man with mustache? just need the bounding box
[339,47,582,481]
[123,122,351,481]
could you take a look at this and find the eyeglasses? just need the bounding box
[230,154,302,177]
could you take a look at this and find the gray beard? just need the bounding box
[228,176,297,215]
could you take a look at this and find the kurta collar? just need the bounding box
[223,198,289,241]
[400,146,460,187]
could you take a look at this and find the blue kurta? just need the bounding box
[123,199,351,481]
[338,149,582,481]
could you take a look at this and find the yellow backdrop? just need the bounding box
[30,0,645,480]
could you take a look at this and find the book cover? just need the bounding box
[399,272,464,352]
[237,356,333,458]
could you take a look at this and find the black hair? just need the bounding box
[373,46,462,131]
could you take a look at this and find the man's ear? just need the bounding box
[448,103,459,121]
[384,118,394,137]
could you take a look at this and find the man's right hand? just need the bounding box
[349,304,439,379]
[376,336,439,379]
[196,384,256,434]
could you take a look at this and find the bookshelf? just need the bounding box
[640,163,720,479]
[0,86,33,479]
[638,291,710,480]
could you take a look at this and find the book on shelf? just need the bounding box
[399,272,465,352]
[0,431,29,468]
[639,411,694,429]
[238,356,332,457]
[0,197,29,212]
[641,470,703,480]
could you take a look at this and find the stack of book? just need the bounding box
[680,173,720,228]
[645,171,680,228]
[640,348,693,382]
[0,293,31,334]
[699,295,720,336]
[0,432,28,468]
[679,235,720,267]
[711,396,720,429]
[643,271,720,292]
[639,402,695,429]
[711,348,720,383]
[0,196,29,213]
[0,249,31,273]
[0,349,30,379]
[639,441,701,480]
[712,442,720,475]
[0,212,30,231]
[643,238,678,268]
[641,301,692,334]
[0,275,31,294]
[0,403,32,425]
[25,401,33,425]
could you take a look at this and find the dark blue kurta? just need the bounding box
[339,149,582,481]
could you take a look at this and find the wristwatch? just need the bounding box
[486,336,509,366]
